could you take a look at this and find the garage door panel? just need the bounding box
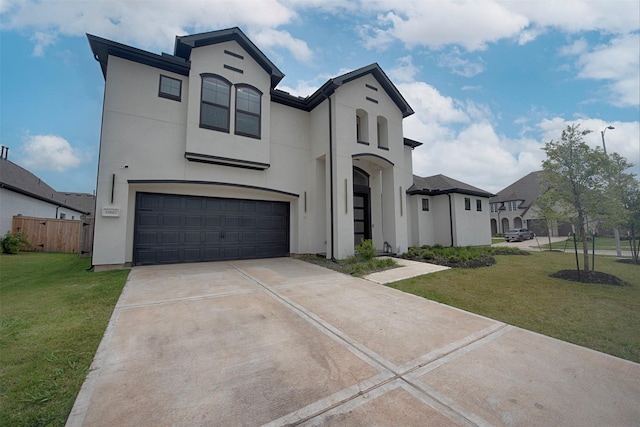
[185,215,202,227]
[134,192,289,266]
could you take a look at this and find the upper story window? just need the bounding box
[490,203,499,213]
[235,85,262,139]
[356,109,369,144]
[422,198,429,212]
[159,75,182,101]
[465,197,471,211]
[200,74,231,132]
[508,201,518,211]
[476,199,482,211]
[377,116,388,150]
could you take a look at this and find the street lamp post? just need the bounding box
[601,125,622,257]
[601,125,614,155]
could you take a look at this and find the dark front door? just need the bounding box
[133,192,289,266]
[353,188,371,246]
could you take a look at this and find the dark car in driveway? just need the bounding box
[504,228,534,242]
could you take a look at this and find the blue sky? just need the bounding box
[1,0,638,194]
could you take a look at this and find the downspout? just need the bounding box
[447,193,454,247]
[322,89,336,261]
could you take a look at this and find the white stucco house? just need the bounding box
[88,27,491,270]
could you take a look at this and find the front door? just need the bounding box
[353,167,371,247]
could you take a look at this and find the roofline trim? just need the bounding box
[0,183,91,215]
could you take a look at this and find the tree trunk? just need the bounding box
[577,212,590,271]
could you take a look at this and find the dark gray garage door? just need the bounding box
[134,192,289,265]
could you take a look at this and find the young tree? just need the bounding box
[541,124,609,271]
[530,187,569,249]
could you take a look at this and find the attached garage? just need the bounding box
[133,192,290,265]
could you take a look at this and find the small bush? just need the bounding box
[1,231,31,254]
[355,239,376,261]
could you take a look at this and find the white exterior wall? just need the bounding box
[451,194,491,246]
[92,37,426,267]
[0,189,85,234]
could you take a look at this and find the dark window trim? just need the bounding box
[476,199,482,212]
[366,97,378,104]
[224,49,244,59]
[357,140,370,146]
[158,74,182,101]
[465,197,471,211]
[200,73,231,133]
[378,146,389,151]
[422,198,429,212]
[224,64,244,74]
[234,84,262,139]
[365,84,378,91]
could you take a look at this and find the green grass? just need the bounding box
[537,236,634,251]
[0,253,129,426]
[388,251,640,363]
[491,237,505,244]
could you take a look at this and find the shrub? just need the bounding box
[355,239,376,261]
[1,231,31,254]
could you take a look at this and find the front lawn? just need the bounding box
[0,253,129,426]
[537,236,634,252]
[388,251,640,363]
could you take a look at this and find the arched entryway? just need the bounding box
[514,217,523,228]
[353,166,371,246]
[501,218,509,234]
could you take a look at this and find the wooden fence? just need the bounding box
[12,216,93,256]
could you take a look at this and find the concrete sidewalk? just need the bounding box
[67,258,640,426]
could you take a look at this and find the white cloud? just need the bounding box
[437,49,485,77]
[388,55,419,83]
[575,33,640,108]
[359,1,529,51]
[20,134,84,172]
[29,31,56,56]
[1,0,303,58]
[250,28,312,63]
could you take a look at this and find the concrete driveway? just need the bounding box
[67,258,640,426]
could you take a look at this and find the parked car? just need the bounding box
[504,228,534,242]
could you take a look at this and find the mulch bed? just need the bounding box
[550,270,630,286]
[616,258,639,265]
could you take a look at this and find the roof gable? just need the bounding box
[271,63,414,118]
[408,174,493,198]
[174,27,284,88]
[490,171,544,206]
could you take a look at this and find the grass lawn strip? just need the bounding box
[0,253,129,427]
[388,251,639,363]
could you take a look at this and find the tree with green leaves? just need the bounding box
[541,124,610,272]
[530,186,570,249]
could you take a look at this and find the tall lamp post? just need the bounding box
[601,125,622,256]
[601,125,614,155]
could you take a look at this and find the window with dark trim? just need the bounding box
[159,75,182,101]
[465,197,471,211]
[422,198,429,211]
[200,74,231,132]
[476,199,482,211]
[235,85,261,138]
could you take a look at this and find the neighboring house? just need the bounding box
[88,27,491,270]
[0,152,94,234]
[408,174,493,247]
[489,170,571,237]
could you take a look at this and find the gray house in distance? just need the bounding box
[489,170,571,237]
[0,152,94,234]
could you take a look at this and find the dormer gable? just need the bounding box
[174,27,284,88]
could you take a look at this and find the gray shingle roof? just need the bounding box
[489,171,544,208]
[408,174,493,197]
[0,158,94,216]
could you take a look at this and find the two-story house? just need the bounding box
[88,27,491,270]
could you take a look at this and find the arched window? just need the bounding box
[353,167,370,187]
[200,74,231,132]
[235,85,262,138]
